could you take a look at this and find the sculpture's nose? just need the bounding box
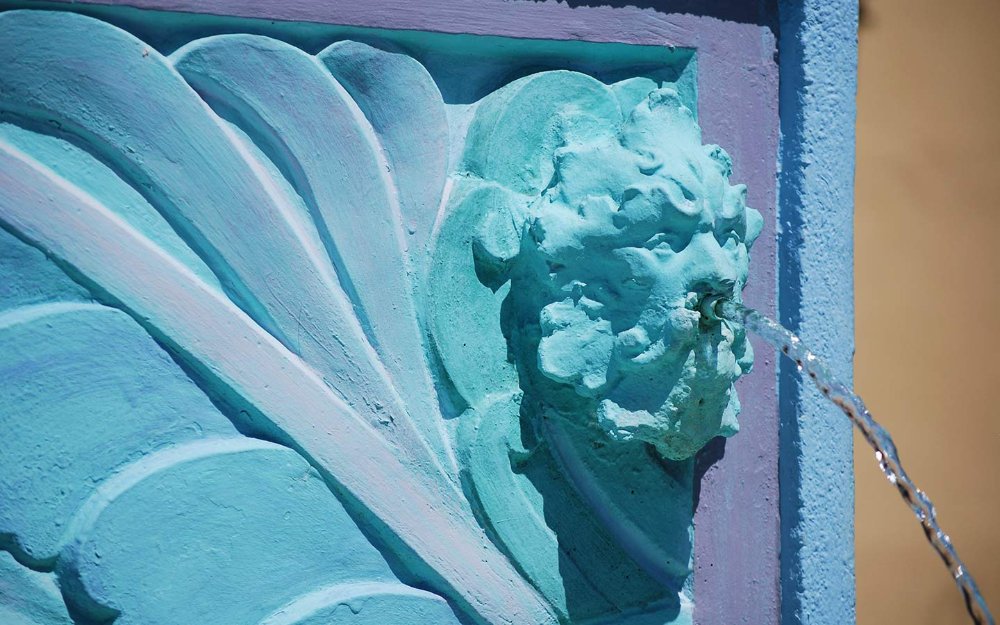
[685,231,737,296]
[682,231,737,325]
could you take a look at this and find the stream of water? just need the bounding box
[715,300,995,625]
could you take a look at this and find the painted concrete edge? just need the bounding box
[20,0,754,47]
[777,1,858,623]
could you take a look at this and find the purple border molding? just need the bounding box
[37,0,761,46]
[22,1,782,622]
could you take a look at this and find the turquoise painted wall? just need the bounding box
[0,2,857,623]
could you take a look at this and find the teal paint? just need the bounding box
[0,304,237,566]
[0,124,222,290]
[430,73,762,621]
[0,10,546,624]
[172,34,457,480]
[0,236,465,625]
[0,4,817,623]
[0,228,89,310]
[0,552,72,625]
[320,40,451,262]
[443,74,762,458]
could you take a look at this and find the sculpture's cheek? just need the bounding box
[536,301,616,397]
[615,325,652,360]
[597,321,745,460]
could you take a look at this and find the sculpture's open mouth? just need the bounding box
[616,287,738,371]
[688,279,736,324]
[697,293,729,324]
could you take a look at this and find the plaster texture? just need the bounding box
[777,1,858,623]
[0,1,857,624]
[0,2,786,619]
[0,11,543,624]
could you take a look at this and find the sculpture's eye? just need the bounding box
[585,282,616,305]
[721,228,742,249]
[636,151,663,176]
[673,179,697,203]
[657,179,699,218]
[620,275,652,292]
[644,231,684,253]
[716,217,744,250]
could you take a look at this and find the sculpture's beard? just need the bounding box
[535,298,749,461]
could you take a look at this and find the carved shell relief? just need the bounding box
[0,10,761,625]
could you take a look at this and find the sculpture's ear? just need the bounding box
[460,70,620,196]
[472,196,525,291]
[426,180,522,407]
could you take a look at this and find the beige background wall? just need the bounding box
[854,0,999,622]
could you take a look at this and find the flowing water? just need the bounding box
[714,299,995,625]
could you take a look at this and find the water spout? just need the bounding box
[717,299,995,625]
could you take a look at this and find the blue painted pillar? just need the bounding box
[778,1,859,623]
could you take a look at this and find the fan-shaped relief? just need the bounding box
[0,287,465,625]
[0,10,550,625]
[428,72,763,621]
[0,8,761,625]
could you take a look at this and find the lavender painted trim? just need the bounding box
[691,16,781,625]
[28,0,766,46]
[19,1,786,622]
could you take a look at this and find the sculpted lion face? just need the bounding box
[488,88,763,461]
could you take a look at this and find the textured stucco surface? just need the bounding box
[0,1,863,623]
[777,1,858,623]
[0,3,784,623]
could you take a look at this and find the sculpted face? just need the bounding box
[502,89,763,460]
